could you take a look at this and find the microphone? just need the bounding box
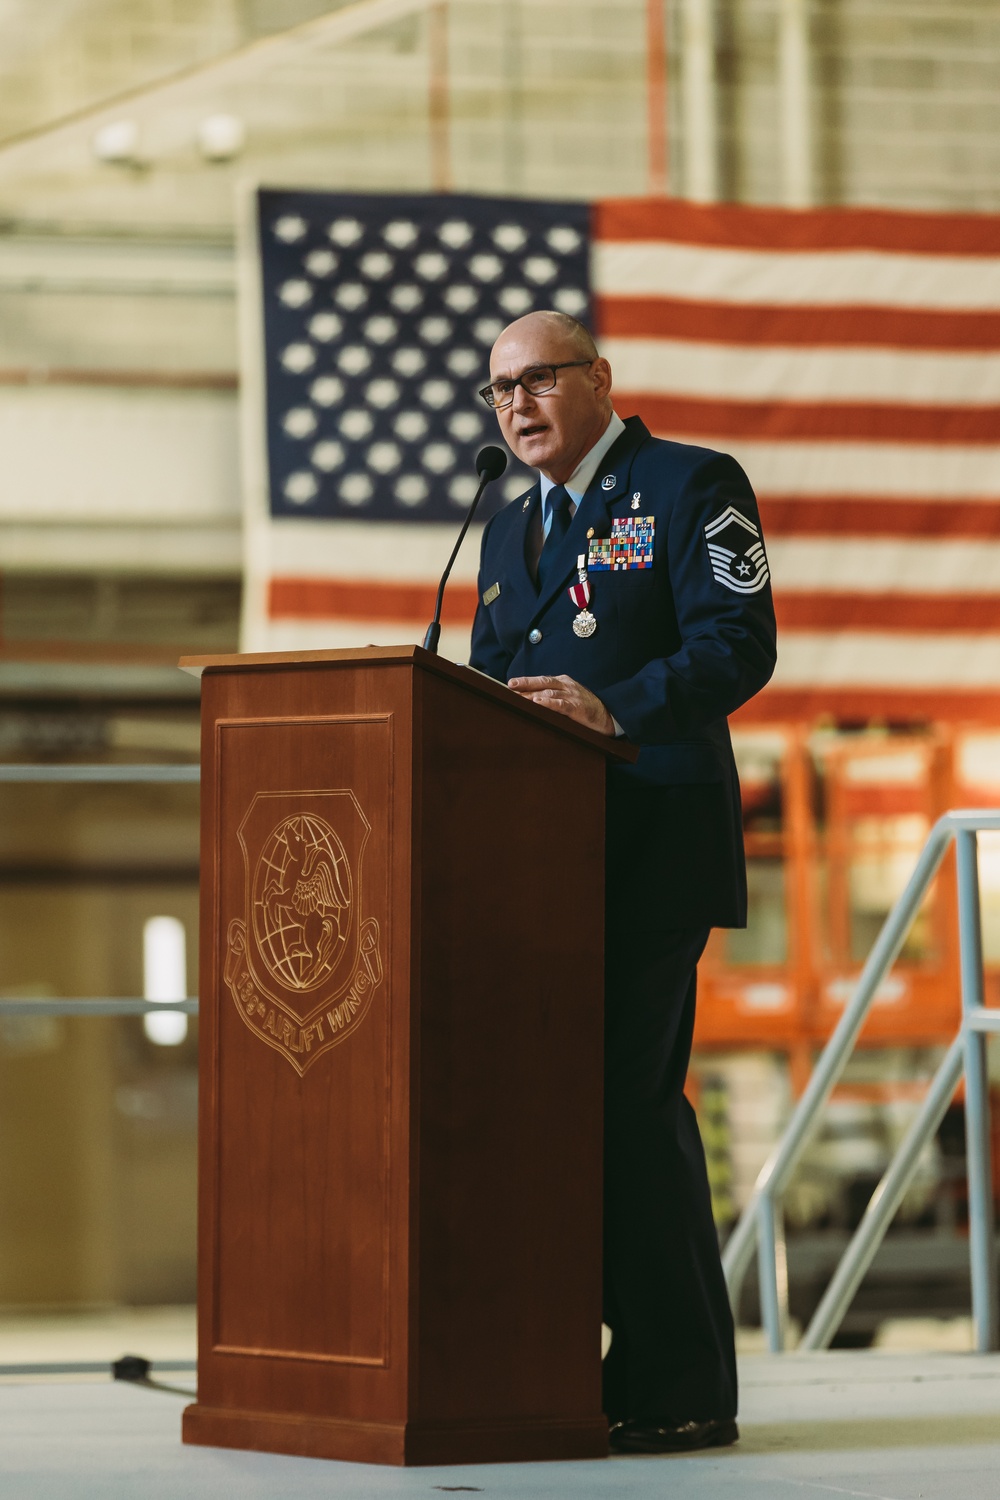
[422,445,508,654]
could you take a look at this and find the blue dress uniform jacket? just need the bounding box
[470,414,777,928]
[470,414,777,1429]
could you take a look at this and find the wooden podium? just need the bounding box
[178,646,633,1466]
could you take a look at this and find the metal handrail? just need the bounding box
[1,998,198,1015]
[722,809,1000,1353]
[0,764,199,782]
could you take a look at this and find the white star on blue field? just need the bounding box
[260,190,591,524]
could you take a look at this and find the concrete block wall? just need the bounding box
[0,0,998,600]
[829,0,1000,210]
[2,3,999,224]
[698,0,1000,209]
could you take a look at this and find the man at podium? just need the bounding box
[470,311,777,1454]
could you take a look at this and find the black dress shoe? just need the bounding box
[609,1416,739,1454]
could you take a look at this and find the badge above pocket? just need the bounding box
[588,516,654,572]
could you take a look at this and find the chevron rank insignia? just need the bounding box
[704,506,770,594]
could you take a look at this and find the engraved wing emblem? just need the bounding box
[292,845,349,915]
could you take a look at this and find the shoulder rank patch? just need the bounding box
[704,506,770,594]
[482,581,501,606]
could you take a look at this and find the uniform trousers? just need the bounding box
[601,900,738,1425]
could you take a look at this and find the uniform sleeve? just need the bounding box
[600,453,777,742]
[468,512,512,682]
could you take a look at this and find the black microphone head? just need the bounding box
[475,445,508,482]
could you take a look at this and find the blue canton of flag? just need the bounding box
[259,190,591,523]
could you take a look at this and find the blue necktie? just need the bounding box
[537,484,572,591]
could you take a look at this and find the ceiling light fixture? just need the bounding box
[197,114,246,162]
[92,119,141,165]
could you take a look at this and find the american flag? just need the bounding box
[242,189,590,659]
[243,190,1000,722]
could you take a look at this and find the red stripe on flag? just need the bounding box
[593,199,1000,256]
[271,581,1000,637]
[735,687,1000,726]
[628,394,1000,443]
[269,576,478,625]
[759,498,1000,538]
[775,593,1000,632]
[594,295,1000,351]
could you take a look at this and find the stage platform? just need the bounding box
[2,1346,1000,1499]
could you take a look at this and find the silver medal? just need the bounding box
[570,553,597,637]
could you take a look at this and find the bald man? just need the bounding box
[470,312,777,1454]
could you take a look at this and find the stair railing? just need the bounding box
[722,810,1000,1353]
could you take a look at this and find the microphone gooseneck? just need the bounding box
[422,446,508,654]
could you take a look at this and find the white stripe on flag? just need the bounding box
[267,518,481,583]
[594,242,1000,310]
[768,537,1000,593]
[263,617,473,660]
[774,631,1000,687]
[603,338,1000,406]
[658,436,1000,499]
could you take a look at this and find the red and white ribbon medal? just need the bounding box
[569,554,597,638]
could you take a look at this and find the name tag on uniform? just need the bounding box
[588,516,655,572]
[482,581,501,606]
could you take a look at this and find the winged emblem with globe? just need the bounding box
[256,813,352,990]
[224,791,383,1074]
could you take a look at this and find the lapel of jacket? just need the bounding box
[532,416,650,618]
[494,478,541,613]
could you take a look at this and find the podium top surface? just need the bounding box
[179,643,637,763]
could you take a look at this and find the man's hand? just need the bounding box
[507,674,615,735]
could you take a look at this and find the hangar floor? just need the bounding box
[2,1345,999,1500]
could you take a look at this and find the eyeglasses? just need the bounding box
[478,360,593,410]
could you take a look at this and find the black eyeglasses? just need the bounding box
[478,360,593,410]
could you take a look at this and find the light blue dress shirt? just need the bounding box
[538,411,627,540]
